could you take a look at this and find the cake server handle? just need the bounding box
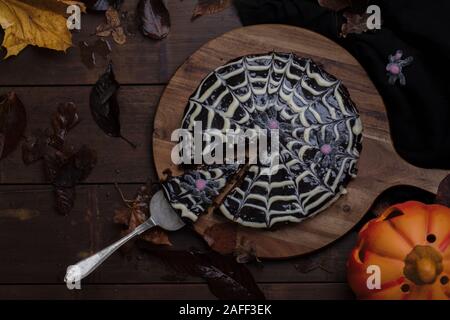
[64,218,156,283]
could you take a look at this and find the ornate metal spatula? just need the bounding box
[64,190,185,284]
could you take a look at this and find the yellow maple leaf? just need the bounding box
[0,0,86,59]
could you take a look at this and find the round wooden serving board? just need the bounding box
[153,25,447,259]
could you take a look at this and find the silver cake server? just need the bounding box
[64,190,185,284]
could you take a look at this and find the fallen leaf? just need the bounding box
[54,185,76,215]
[93,38,112,57]
[22,128,53,165]
[48,146,97,187]
[21,102,96,215]
[121,11,138,37]
[79,39,111,69]
[0,0,86,59]
[45,145,97,215]
[137,242,265,300]
[436,174,450,207]
[96,7,127,44]
[22,102,80,164]
[114,183,172,246]
[51,102,80,150]
[141,227,172,246]
[0,92,27,160]
[90,63,136,148]
[317,0,351,11]
[341,12,369,38]
[191,0,232,21]
[79,41,95,69]
[96,25,113,38]
[96,7,120,35]
[112,26,127,45]
[105,6,121,27]
[137,0,171,40]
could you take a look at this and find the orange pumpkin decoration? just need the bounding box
[347,201,450,300]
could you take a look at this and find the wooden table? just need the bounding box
[0,0,374,300]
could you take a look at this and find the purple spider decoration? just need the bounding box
[251,107,294,163]
[386,50,413,86]
[180,172,220,205]
[252,107,292,135]
[309,129,350,170]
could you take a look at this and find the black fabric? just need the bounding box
[234,0,450,169]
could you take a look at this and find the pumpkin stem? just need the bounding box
[404,245,443,285]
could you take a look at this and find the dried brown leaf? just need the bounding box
[138,243,265,300]
[22,128,53,165]
[121,11,138,36]
[0,92,27,160]
[113,207,131,225]
[92,38,112,58]
[112,26,127,45]
[137,0,171,40]
[141,227,172,246]
[0,0,86,59]
[96,23,113,37]
[20,102,96,215]
[22,102,79,164]
[79,39,111,69]
[192,0,232,20]
[114,184,172,246]
[54,187,75,216]
[90,63,136,148]
[105,6,121,27]
[96,7,127,44]
[341,12,369,37]
[79,41,95,69]
[46,145,97,215]
[51,102,80,150]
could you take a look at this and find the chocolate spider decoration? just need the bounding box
[386,50,413,86]
[312,134,347,169]
[252,106,293,137]
[180,171,220,205]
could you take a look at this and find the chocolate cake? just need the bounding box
[162,52,363,228]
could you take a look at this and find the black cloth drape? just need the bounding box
[234,0,450,169]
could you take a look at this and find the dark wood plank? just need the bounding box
[0,283,354,300]
[263,283,354,300]
[0,86,162,184]
[0,0,241,86]
[0,185,357,284]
